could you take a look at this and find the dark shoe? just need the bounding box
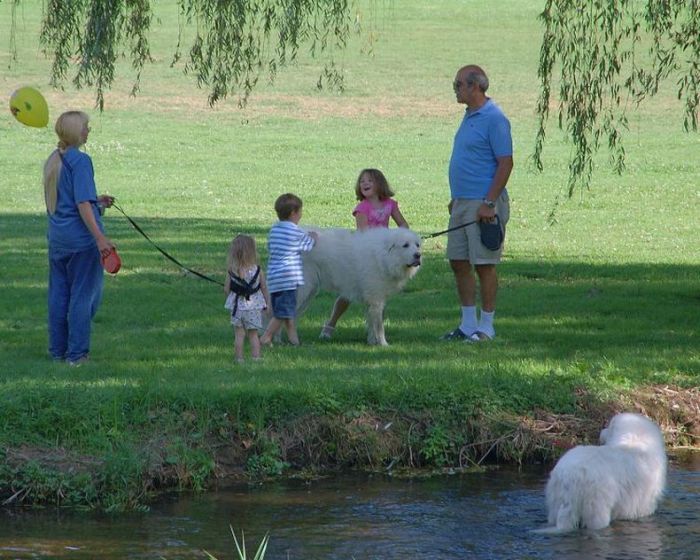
[440,327,471,341]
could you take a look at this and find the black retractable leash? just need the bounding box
[421,219,478,240]
[422,215,504,251]
[111,201,499,284]
[111,202,224,287]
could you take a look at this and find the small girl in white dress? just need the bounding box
[224,235,269,363]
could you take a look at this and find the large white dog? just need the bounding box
[298,227,422,345]
[541,412,667,532]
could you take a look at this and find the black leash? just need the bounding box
[111,202,224,287]
[112,200,477,280]
[421,219,478,240]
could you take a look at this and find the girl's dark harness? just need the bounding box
[228,266,261,315]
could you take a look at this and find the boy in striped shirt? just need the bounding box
[260,193,318,346]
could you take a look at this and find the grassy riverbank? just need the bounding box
[1,1,698,510]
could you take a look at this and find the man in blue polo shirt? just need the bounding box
[441,65,513,342]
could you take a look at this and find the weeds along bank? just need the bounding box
[1,382,698,511]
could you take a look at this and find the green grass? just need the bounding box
[0,1,698,509]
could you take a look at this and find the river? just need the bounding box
[1,459,698,559]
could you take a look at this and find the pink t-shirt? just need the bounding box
[352,198,399,228]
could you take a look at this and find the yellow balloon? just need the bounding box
[9,86,49,128]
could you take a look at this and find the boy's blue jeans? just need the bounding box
[48,245,103,362]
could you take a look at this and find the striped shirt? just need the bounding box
[266,221,316,293]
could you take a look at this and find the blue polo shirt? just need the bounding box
[47,147,103,250]
[448,99,512,199]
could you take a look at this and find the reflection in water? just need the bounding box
[0,464,698,559]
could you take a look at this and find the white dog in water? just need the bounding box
[297,227,421,345]
[541,412,666,532]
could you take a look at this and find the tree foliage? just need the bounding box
[534,0,700,195]
[8,0,356,110]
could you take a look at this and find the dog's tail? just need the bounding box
[554,502,581,532]
[532,501,580,534]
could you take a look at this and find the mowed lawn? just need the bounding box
[0,1,698,507]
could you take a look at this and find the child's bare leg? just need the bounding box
[248,329,261,359]
[234,326,246,361]
[327,297,350,328]
[261,318,281,345]
[285,319,300,346]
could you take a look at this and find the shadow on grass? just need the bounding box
[1,213,698,387]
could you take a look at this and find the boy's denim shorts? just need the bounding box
[271,289,297,319]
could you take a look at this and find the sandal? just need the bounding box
[319,324,335,340]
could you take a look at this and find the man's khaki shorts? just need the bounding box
[446,192,510,265]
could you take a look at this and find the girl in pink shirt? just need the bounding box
[320,168,409,340]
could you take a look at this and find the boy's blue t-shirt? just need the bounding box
[47,147,103,250]
[448,99,512,199]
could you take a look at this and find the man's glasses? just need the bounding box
[453,80,472,91]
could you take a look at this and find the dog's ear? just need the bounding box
[386,239,408,253]
[384,233,398,253]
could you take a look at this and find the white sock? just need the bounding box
[478,310,495,338]
[459,306,478,335]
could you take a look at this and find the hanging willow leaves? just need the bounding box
[9,0,358,110]
[176,0,352,106]
[534,0,699,195]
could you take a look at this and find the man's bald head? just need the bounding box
[457,65,489,93]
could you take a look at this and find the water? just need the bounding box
[1,462,699,559]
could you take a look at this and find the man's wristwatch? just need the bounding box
[482,198,496,209]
